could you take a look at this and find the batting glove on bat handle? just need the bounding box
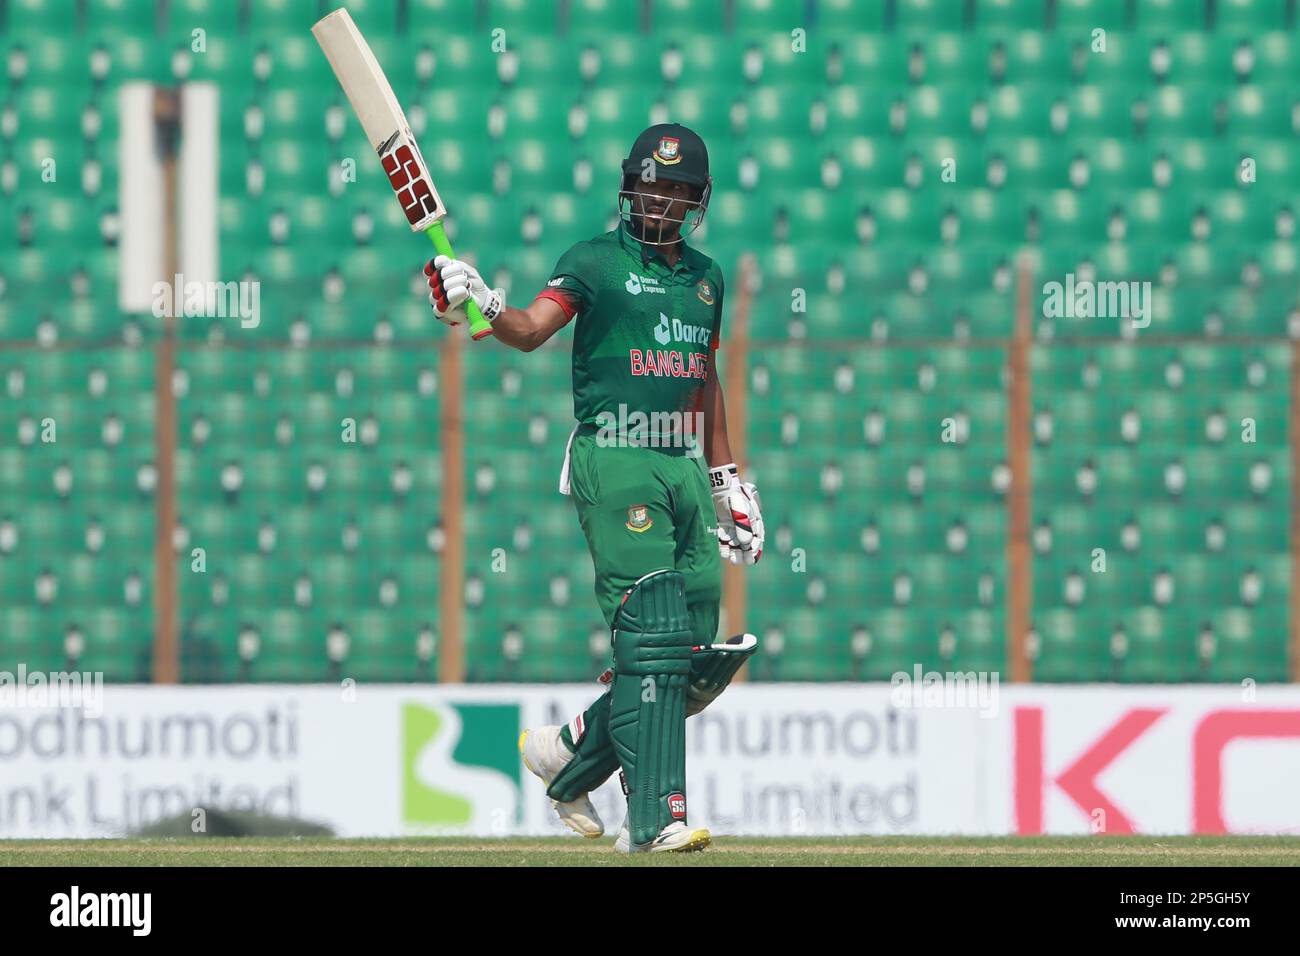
[425,255,503,329]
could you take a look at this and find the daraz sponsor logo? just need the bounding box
[653,312,711,347]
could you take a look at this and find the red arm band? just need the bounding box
[533,288,580,320]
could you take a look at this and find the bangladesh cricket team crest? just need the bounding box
[654,136,681,164]
[626,504,653,532]
[696,280,715,305]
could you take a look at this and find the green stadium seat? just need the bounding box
[977,0,1048,31]
[1217,0,1291,31]
[653,0,727,32]
[813,0,885,32]
[84,0,158,34]
[1054,0,1125,31]
[1134,0,1208,31]
[246,0,326,34]
[1250,33,1298,84]
[568,0,643,35]
[487,0,560,34]
[169,0,245,35]
[898,0,968,32]
[7,0,78,35]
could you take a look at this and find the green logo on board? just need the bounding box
[402,702,522,830]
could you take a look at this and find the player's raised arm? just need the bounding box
[423,255,574,351]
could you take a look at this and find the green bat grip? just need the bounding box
[425,220,494,340]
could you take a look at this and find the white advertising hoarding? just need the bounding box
[0,683,1297,837]
[985,685,1300,836]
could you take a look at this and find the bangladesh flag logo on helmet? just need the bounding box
[654,136,682,164]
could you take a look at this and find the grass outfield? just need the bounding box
[1,836,1298,866]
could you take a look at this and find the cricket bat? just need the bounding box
[312,7,493,340]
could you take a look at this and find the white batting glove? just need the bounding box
[424,255,503,328]
[708,463,764,566]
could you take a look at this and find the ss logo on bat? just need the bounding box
[381,143,440,224]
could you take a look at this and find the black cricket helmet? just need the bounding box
[618,123,712,245]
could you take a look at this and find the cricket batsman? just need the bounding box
[424,124,763,852]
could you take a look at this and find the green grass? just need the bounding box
[2,836,1299,866]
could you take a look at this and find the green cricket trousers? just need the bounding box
[565,424,723,647]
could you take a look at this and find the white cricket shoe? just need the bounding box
[614,819,711,854]
[519,726,604,838]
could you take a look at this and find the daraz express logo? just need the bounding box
[402,701,522,832]
[625,273,666,296]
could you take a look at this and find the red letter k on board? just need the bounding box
[1014,707,1167,834]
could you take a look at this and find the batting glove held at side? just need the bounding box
[708,463,764,566]
[424,255,503,328]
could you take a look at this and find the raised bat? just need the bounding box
[312,7,493,339]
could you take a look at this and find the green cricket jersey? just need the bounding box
[537,229,726,434]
